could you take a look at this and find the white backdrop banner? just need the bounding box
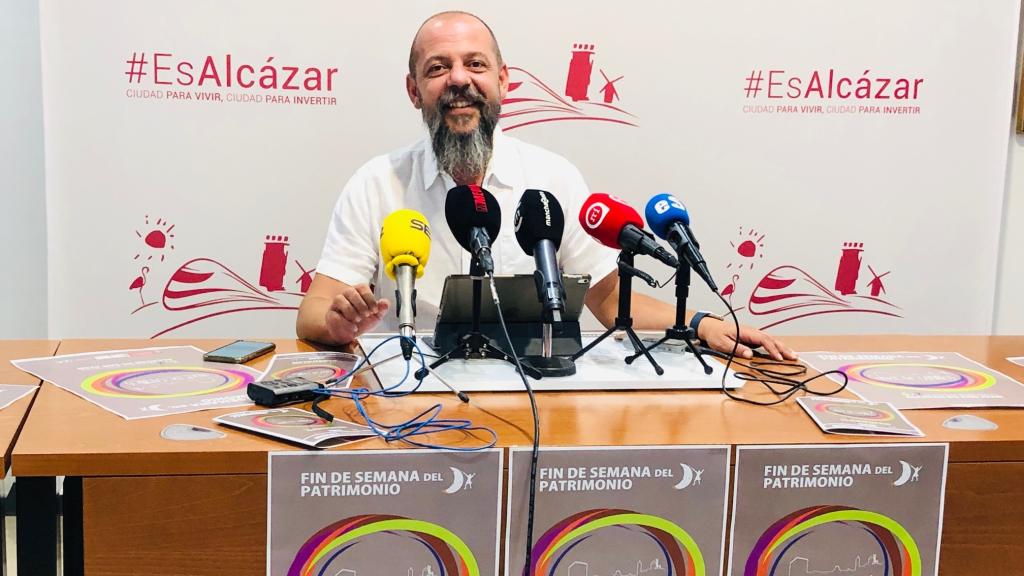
[40,0,1020,338]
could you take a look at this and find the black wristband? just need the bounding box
[689,311,716,339]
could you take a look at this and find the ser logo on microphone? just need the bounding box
[584,202,610,229]
[410,218,430,238]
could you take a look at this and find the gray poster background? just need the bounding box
[0,384,36,411]
[259,351,362,385]
[269,449,502,576]
[11,346,257,419]
[795,397,923,436]
[214,407,373,448]
[800,351,1024,409]
[728,444,948,576]
[506,446,730,576]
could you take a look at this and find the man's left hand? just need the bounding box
[696,318,797,361]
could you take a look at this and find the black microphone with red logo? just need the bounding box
[445,184,501,275]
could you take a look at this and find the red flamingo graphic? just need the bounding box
[129,266,155,314]
[721,274,740,305]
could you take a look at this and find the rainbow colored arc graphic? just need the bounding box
[252,414,325,428]
[526,508,704,576]
[816,403,894,422]
[288,514,478,576]
[80,366,253,398]
[839,363,995,392]
[271,364,348,381]
[744,505,921,576]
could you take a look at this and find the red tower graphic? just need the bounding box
[259,235,289,292]
[565,43,595,102]
[834,242,864,296]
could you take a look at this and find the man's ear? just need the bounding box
[497,63,509,101]
[406,74,422,109]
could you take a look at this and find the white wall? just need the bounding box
[0,0,48,338]
[2,0,1022,337]
[994,9,1024,335]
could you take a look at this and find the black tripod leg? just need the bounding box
[626,334,667,363]
[570,325,617,361]
[682,338,715,375]
[416,345,458,380]
[626,328,664,375]
[482,339,543,380]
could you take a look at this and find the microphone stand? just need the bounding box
[416,256,542,381]
[570,251,664,375]
[626,246,714,375]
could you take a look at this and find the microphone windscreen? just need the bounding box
[445,185,501,252]
[514,189,565,255]
[645,193,691,241]
[578,192,644,250]
[380,209,431,279]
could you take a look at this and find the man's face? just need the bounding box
[406,14,508,136]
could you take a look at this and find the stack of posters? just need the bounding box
[12,346,259,419]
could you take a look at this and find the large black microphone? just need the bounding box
[445,185,501,274]
[645,193,718,292]
[514,189,566,323]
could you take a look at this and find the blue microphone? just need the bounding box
[645,194,718,292]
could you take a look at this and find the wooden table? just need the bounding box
[9,336,1024,575]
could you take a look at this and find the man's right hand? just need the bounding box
[324,283,391,344]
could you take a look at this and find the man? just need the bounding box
[297,11,795,361]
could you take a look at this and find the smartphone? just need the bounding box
[203,340,276,363]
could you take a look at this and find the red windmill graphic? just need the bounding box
[294,260,316,293]
[867,266,891,297]
[599,69,623,103]
[745,240,902,329]
[499,41,637,131]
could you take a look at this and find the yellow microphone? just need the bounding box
[381,209,431,279]
[379,210,431,353]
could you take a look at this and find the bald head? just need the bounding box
[408,11,503,79]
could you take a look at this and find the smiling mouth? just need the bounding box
[445,100,480,112]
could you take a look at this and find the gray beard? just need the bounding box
[425,96,500,185]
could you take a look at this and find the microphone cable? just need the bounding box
[311,335,497,451]
[711,292,850,406]
[486,273,541,576]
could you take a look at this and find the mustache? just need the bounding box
[437,85,487,109]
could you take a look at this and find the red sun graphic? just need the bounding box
[726,226,765,270]
[134,215,176,262]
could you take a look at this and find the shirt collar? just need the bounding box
[419,125,521,193]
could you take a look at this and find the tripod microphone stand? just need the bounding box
[570,251,664,375]
[626,247,714,375]
[416,257,542,381]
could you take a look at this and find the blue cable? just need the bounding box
[312,335,497,451]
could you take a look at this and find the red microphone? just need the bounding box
[579,193,678,268]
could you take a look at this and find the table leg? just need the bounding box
[15,476,56,576]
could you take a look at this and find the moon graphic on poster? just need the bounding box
[444,467,465,494]
[893,460,913,486]
[673,464,695,490]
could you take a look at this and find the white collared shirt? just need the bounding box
[316,127,619,331]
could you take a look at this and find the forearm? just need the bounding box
[630,292,692,331]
